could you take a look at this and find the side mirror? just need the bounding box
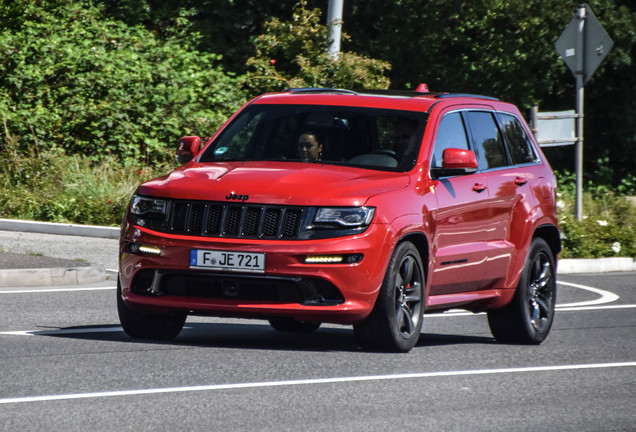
[176,136,202,164]
[430,148,478,179]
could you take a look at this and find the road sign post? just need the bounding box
[555,4,613,220]
[575,6,585,222]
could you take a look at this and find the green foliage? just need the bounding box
[0,0,244,164]
[242,1,391,94]
[556,171,636,258]
[98,0,302,78]
[0,140,170,226]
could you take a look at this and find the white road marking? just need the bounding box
[557,281,620,307]
[556,304,636,311]
[427,303,636,317]
[0,326,197,337]
[0,286,116,294]
[430,281,622,317]
[0,362,634,405]
[0,326,124,336]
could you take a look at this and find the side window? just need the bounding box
[431,112,470,168]
[465,111,508,170]
[497,113,538,165]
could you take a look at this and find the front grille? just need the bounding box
[167,200,304,239]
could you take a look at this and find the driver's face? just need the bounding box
[298,134,322,162]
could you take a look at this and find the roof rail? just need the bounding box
[354,89,444,98]
[284,87,498,101]
[435,93,500,101]
[286,88,358,95]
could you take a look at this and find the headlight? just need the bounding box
[314,207,375,227]
[130,195,168,219]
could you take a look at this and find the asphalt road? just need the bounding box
[0,270,634,431]
[0,230,119,272]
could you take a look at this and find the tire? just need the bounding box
[488,237,556,344]
[268,317,321,333]
[353,241,424,353]
[117,278,186,340]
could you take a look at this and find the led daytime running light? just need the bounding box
[129,243,162,256]
[304,255,344,264]
[304,254,363,264]
[138,245,162,255]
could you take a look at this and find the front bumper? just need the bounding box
[119,218,394,324]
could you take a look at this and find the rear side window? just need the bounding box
[431,112,470,168]
[465,111,508,170]
[497,113,538,165]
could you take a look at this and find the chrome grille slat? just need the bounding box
[167,200,303,239]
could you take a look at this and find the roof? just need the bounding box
[250,87,501,113]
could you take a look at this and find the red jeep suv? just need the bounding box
[118,87,560,352]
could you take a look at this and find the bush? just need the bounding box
[556,171,636,258]
[241,0,391,94]
[0,0,244,165]
[0,141,172,226]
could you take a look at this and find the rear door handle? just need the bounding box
[472,183,487,193]
[514,177,528,186]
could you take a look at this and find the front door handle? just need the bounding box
[514,177,528,186]
[472,183,487,193]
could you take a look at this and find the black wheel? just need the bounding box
[488,238,556,344]
[117,278,186,340]
[353,241,424,352]
[268,317,321,333]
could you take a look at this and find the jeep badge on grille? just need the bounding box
[226,193,249,202]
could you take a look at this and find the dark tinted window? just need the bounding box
[497,113,538,165]
[198,104,426,172]
[431,112,470,168]
[465,111,508,170]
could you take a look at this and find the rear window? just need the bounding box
[497,113,538,165]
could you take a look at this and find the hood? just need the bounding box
[136,161,410,206]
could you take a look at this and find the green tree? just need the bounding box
[98,0,304,78]
[341,0,636,184]
[241,1,391,94]
[0,0,244,164]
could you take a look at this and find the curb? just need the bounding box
[0,266,107,288]
[557,257,636,274]
[0,219,117,287]
[0,218,120,239]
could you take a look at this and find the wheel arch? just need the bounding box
[533,224,561,258]
[397,231,430,277]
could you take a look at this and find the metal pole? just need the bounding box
[575,5,585,220]
[530,104,538,135]
[327,0,344,59]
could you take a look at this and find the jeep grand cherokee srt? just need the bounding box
[118,87,560,352]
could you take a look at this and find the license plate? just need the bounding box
[190,249,265,273]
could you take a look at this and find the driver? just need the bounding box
[297,130,324,162]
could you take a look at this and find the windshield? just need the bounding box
[199,104,427,172]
